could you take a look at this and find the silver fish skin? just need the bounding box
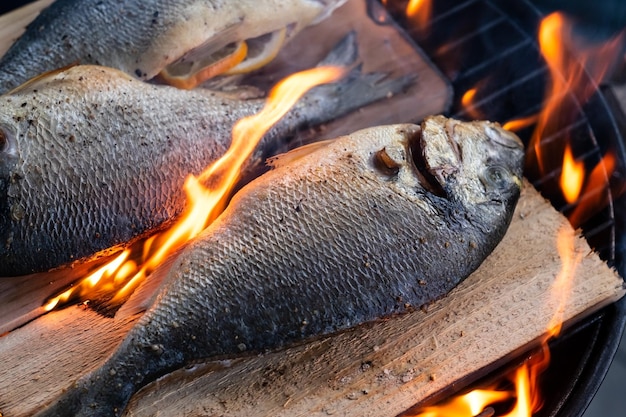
[35,116,524,417]
[0,0,346,94]
[0,33,410,276]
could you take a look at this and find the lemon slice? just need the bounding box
[159,41,248,90]
[224,28,287,75]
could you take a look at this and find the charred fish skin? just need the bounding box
[0,32,413,277]
[35,117,524,417]
[0,0,346,94]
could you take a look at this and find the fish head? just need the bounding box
[416,115,524,214]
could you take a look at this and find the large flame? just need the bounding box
[44,66,346,312]
[519,12,623,215]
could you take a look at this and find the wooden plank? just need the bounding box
[0,0,54,56]
[0,182,622,416]
[0,2,621,416]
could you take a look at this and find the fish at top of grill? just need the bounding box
[34,116,524,417]
[0,33,412,277]
[0,0,347,93]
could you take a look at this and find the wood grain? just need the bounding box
[0,0,54,56]
[0,183,623,416]
[0,2,622,417]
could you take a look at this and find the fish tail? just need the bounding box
[292,32,416,126]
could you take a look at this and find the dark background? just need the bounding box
[2,0,626,26]
[0,0,34,15]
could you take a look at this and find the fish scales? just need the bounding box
[0,34,411,276]
[0,0,345,93]
[35,117,524,416]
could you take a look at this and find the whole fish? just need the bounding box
[0,0,346,93]
[0,33,410,276]
[35,116,524,417]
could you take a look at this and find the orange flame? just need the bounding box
[406,0,432,31]
[460,87,485,120]
[568,152,618,228]
[408,226,581,417]
[528,12,624,175]
[502,115,538,133]
[559,145,584,204]
[44,65,346,312]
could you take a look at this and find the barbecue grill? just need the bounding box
[2,0,625,416]
[382,0,626,415]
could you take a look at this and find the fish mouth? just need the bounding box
[159,27,290,89]
[408,128,447,198]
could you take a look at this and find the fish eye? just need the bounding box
[484,165,510,189]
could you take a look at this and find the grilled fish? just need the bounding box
[0,33,410,276]
[0,0,346,93]
[35,116,524,417]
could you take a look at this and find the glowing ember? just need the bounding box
[44,65,346,312]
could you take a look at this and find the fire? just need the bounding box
[402,9,609,417]
[406,0,432,31]
[526,12,623,175]
[408,226,581,417]
[568,152,617,228]
[502,115,538,133]
[44,65,346,312]
[559,145,584,204]
[460,87,485,120]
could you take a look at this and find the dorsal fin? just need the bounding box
[267,139,335,169]
[6,62,79,95]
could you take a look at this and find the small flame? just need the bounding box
[460,87,485,120]
[412,389,511,417]
[44,66,346,312]
[406,0,432,31]
[568,152,618,228]
[559,145,584,204]
[502,115,538,133]
[408,226,581,417]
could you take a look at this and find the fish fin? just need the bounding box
[267,139,335,169]
[297,32,416,125]
[6,62,79,95]
[5,62,79,95]
[316,30,359,68]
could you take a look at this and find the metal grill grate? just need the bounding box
[386,0,625,275]
[384,0,626,415]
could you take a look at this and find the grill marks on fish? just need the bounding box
[34,118,524,417]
